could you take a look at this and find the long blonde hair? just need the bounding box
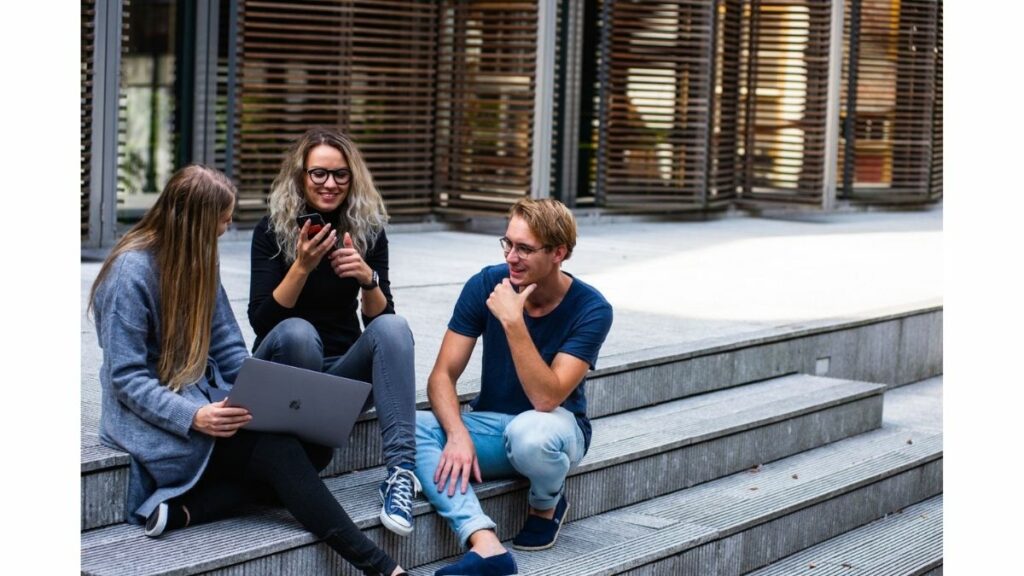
[89,165,236,392]
[268,127,388,261]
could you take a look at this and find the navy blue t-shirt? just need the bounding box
[448,264,613,453]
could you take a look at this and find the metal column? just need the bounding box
[87,0,123,249]
[531,0,558,199]
[821,0,846,211]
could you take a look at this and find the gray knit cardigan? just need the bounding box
[93,249,249,523]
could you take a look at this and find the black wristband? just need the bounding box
[360,269,379,290]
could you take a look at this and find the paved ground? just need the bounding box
[81,208,943,417]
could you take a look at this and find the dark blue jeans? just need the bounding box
[252,314,417,470]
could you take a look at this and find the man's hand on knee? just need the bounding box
[434,432,483,497]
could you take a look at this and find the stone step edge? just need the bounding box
[80,378,885,574]
[81,376,883,530]
[80,301,940,474]
[747,494,943,576]
[414,433,943,575]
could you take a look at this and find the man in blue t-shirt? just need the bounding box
[415,198,613,576]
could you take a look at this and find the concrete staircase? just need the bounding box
[80,307,942,575]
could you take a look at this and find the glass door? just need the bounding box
[117,0,182,221]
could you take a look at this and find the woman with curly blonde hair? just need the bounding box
[248,127,419,539]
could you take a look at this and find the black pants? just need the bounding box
[174,430,397,576]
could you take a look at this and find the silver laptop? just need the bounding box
[224,357,372,448]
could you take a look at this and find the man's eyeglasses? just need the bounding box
[307,168,352,186]
[499,237,549,259]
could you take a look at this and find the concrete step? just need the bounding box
[415,426,942,576]
[747,495,942,575]
[80,374,884,575]
[82,305,941,530]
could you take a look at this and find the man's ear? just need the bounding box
[551,244,568,264]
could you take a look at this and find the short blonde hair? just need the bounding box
[509,198,577,259]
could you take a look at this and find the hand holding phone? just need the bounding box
[297,213,326,239]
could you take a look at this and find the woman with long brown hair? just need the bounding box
[91,165,406,575]
[248,127,419,537]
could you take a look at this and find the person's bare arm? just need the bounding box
[487,279,590,411]
[427,330,481,496]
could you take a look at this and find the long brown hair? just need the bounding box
[267,126,388,261]
[89,165,236,392]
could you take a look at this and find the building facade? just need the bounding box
[82,0,943,247]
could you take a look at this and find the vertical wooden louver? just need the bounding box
[214,0,234,175]
[236,0,437,223]
[435,1,537,214]
[838,0,940,202]
[116,0,131,206]
[82,0,96,241]
[710,0,743,202]
[596,0,715,211]
[740,0,832,203]
[929,1,941,199]
[550,0,563,199]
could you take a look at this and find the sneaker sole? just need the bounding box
[379,508,414,537]
[511,501,570,551]
[144,503,168,538]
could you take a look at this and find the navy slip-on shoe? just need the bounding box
[511,494,570,551]
[434,551,518,576]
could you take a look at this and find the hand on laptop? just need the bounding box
[192,400,252,437]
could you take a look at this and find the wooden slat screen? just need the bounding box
[928,0,941,199]
[214,0,234,175]
[236,0,438,223]
[740,0,832,203]
[550,0,562,198]
[838,0,940,202]
[596,0,715,211]
[82,0,96,241]
[116,1,130,208]
[435,1,537,214]
[710,0,743,202]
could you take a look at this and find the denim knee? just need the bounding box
[261,317,322,371]
[365,314,414,354]
[503,410,576,478]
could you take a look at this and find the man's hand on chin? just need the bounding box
[487,278,536,325]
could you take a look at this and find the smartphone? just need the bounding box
[296,213,326,239]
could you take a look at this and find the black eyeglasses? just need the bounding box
[499,237,549,260]
[306,168,352,186]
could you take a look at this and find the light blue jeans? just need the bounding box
[414,407,586,547]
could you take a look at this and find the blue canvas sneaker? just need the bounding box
[510,494,570,551]
[378,465,422,536]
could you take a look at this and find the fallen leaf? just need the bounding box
[808,563,816,569]
[841,563,853,568]
[906,438,914,445]
[792,474,799,480]
[749,487,758,491]
[749,464,763,474]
